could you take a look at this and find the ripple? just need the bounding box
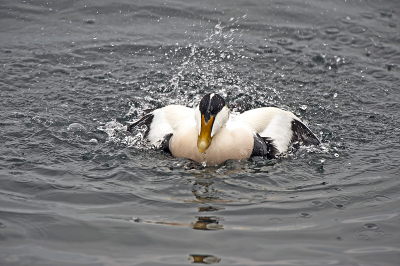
[373,195,392,202]
[11,175,33,183]
[334,204,345,209]
[369,70,389,79]
[277,38,293,46]
[373,45,398,59]
[310,200,324,207]
[346,246,398,254]
[7,194,30,202]
[341,213,397,223]
[341,16,355,24]
[363,195,392,205]
[2,245,106,265]
[336,35,356,45]
[380,11,393,18]
[356,229,387,240]
[67,123,86,132]
[269,218,283,224]
[261,259,339,265]
[346,24,368,34]
[48,182,78,190]
[324,26,340,35]
[357,231,372,240]
[294,29,316,40]
[360,12,375,19]
[328,195,352,206]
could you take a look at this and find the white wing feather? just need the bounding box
[147,105,196,145]
[234,107,298,153]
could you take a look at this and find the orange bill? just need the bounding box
[197,115,214,153]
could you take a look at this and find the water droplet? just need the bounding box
[67,123,86,132]
[313,54,325,63]
[269,218,282,223]
[358,233,369,240]
[299,212,312,218]
[347,25,367,34]
[386,64,395,71]
[89,138,98,144]
[310,201,324,207]
[277,38,293,46]
[363,223,379,230]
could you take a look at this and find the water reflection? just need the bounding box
[131,175,225,263]
[188,177,223,263]
[191,176,224,231]
[191,216,223,231]
[198,206,224,212]
[188,254,221,264]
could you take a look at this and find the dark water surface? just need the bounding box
[1,0,400,265]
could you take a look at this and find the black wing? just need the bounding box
[291,119,320,146]
[127,113,154,138]
[160,133,172,154]
[127,113,173,153]
[251,133,279,159]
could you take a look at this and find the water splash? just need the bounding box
[133,15,278,110]
[98,120,148,148]
[104,16,267,148]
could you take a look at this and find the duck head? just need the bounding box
[195,93,230,153]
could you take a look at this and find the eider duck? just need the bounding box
[128,93,320,165]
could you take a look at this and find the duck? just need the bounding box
[127,93,320,165]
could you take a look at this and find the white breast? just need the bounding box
[204,121,254,165]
